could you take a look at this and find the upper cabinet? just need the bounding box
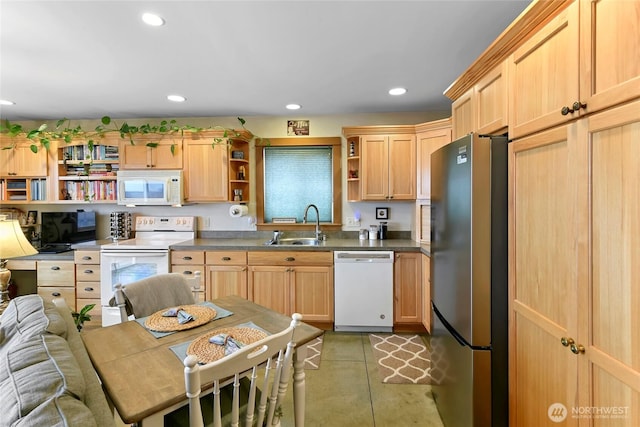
[509,0,640,139]
[361,134,416,201]
[183,130,252,203]
[415,118,452,200]
[451,88,475,140]
[474,59,508,135]
[0,138,50,203]
[119,138,183,170]
[451,59,508,140]
[0,139,48,177]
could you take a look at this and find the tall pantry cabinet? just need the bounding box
[507,0,640,425]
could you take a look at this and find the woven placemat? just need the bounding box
[144,305,217,332]
[187,326,268,364]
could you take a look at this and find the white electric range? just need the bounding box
[100,215,196,326]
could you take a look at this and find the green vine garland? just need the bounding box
[0,116,260,153]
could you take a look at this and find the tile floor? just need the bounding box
[279,331,445,427]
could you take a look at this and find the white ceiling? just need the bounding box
[0,0,531,122]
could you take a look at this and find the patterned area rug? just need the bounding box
[304,335,323,370]
[369,334,431,384]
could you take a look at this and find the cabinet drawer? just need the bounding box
[74,250,100,265]
[206,251,247,265]
[171,265,205,277]
[75,265,101,281]
[171,250,205,265]
[248,251,333,266]
[76,282,101,299]
[37,261,75,287]
[38,287,76,310]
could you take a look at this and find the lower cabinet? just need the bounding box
[421,253,431,333]
[171,250,206,302]
[74,250,102,326]
[37,260,76,311]
[394,252,422,325]
[248,251,334,323]
[205,251,248,300]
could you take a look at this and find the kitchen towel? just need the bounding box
[229,204,248,217]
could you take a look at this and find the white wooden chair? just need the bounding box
[113,271,202,323]
[175,313,303,427]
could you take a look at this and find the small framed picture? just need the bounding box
[375,207,389,220]
[27,210,38,225]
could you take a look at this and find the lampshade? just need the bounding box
[0,215,38,260]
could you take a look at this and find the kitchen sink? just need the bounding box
[264,237,320,246]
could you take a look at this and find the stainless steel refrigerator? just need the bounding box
[430,133,508,427]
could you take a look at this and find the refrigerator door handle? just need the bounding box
[432,302,492,350]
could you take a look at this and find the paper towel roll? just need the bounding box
[229,204,249,217]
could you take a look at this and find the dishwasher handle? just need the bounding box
[334,251,394,263]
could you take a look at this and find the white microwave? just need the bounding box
[117,170,184,206]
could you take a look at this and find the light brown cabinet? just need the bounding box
[0,139,48,177]
[119,139,183,170]
[248,251,333,323]
[393,252,422,325]
[474,59,508,135]
[74,250,101,325]
[421,254,431,333]
[37,260,75,311]
[205,251,248,300]
[451,87,475,140]
[415,119,452,200]
[361,134,416,201]
[0,139,49,203]
[509,99,640,427]
[171,250,206,302]
[509,0,640,140]
[183,139,228,202]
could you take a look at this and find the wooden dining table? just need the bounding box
[82,295,323,426]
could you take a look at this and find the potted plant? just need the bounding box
[71,303,95,332]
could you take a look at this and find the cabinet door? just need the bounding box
[452,87,475,140]
[581,101,640,423]
[291,265,333,322]
[184,140,228,202]
[508,2,579,139]
[509,124,580,426]
[207,265,248,300]
[248,266,289,315]
[0,142,48,176]
[388,134,416,200]
[393,252,422,324]
[361,135,389,200]
[474,59,508,135]
[416,128,451,200]
[580,0,640,115]
[421,254,431,333]
[152,140,183,169]
[119,142,150,169]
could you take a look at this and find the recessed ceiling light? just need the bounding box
[142,13,165,26]
[286,104,301,110]
[0,99,15,106]
[388,87,407,96]
[167,95,186,102]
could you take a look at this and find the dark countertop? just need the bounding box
[17,238,431,260]
[172,238,430,255]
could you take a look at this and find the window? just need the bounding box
[256,137,342,230]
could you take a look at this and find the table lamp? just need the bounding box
[0,215,38,314]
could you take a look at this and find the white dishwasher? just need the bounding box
[334,251,394,332]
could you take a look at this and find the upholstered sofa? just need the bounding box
[0,295,114,426]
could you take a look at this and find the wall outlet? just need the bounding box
[346,217,360,227]
[199,216,211,230]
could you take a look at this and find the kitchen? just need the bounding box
[1,1,639,426]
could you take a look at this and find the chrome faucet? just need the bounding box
[303,204,322,240]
